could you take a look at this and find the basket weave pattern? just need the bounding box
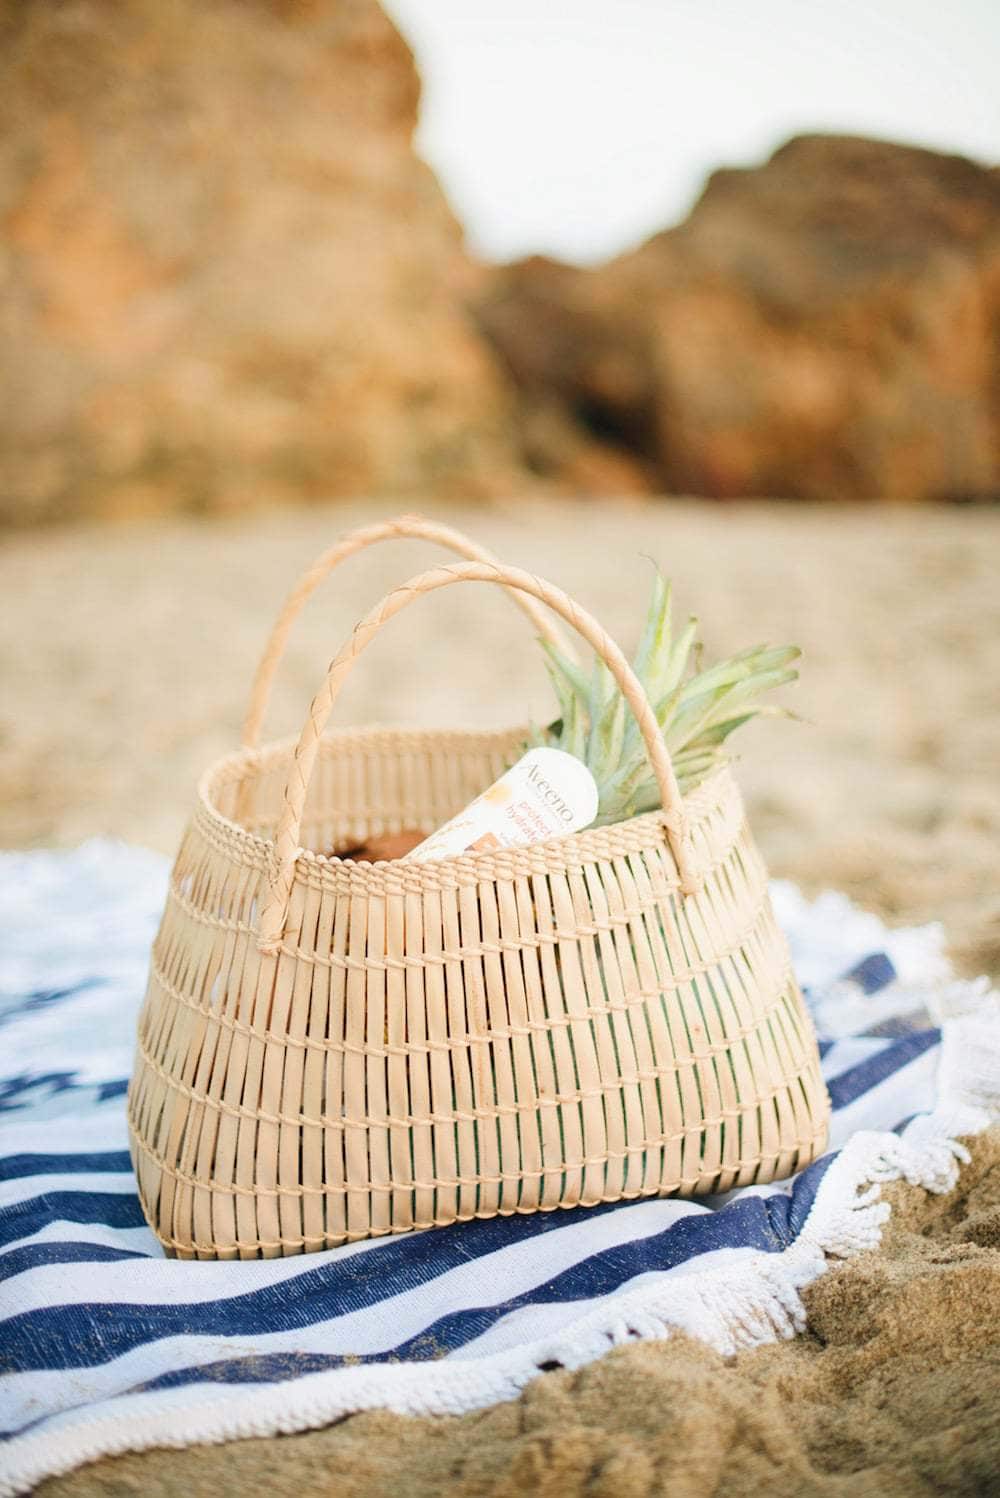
[128,527,829,1260]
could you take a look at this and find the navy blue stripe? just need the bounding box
[0,1241,150,1283]
[97,1080,129,1103]
[0,1151,132,1183]
[0,980,103,1030]
[864,1016,932,1040]
[826,1029,940,1111]
[0,1190,147,1249]
[844,952,896,995]
[0,1156,835,1376]
[0,1074,129,1113]
[0,1074,82,1113]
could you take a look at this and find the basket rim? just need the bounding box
[192,723,737,890]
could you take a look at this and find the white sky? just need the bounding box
[382,0,1000,265]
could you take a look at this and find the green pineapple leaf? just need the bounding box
[528,571,800,824]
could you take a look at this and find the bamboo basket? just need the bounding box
[129,520,830,1260]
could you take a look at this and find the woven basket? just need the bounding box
[129,519,830,1260]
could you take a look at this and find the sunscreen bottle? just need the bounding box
[403,747,598,863]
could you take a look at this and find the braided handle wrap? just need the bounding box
[257,561,699,953]
[242,514,570,750]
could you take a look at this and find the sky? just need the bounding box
[382,0,1000,266]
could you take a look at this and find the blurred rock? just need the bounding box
[0,0,526,524]
[479,136,1000,502]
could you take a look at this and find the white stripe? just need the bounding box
[0,1172,137,1210]
[0,1114,131,1156]
[811,985,940,1042]
[0,1229,382,1310]
[827,1045,940,1151]
[0,1221,160,1261]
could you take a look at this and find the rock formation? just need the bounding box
[479,136,1000,502]
[0,0,525,523]
[4,5,998,524]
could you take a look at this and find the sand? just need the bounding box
[5,495,1000,1494]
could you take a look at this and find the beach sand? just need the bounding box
[5,496,1000,1494]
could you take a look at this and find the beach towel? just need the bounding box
[2,841,997,1497]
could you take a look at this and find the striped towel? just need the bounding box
[2,842,997,1496]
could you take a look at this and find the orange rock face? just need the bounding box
[0,0,524,523]
[478,136,1000,502]
[5,15,997,523]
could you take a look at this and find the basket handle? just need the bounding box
[257,561,699,953]
[242,513,572,750]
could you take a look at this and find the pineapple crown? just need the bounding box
[528,569,800,827]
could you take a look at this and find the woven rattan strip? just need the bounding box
[128,524,830,1259]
